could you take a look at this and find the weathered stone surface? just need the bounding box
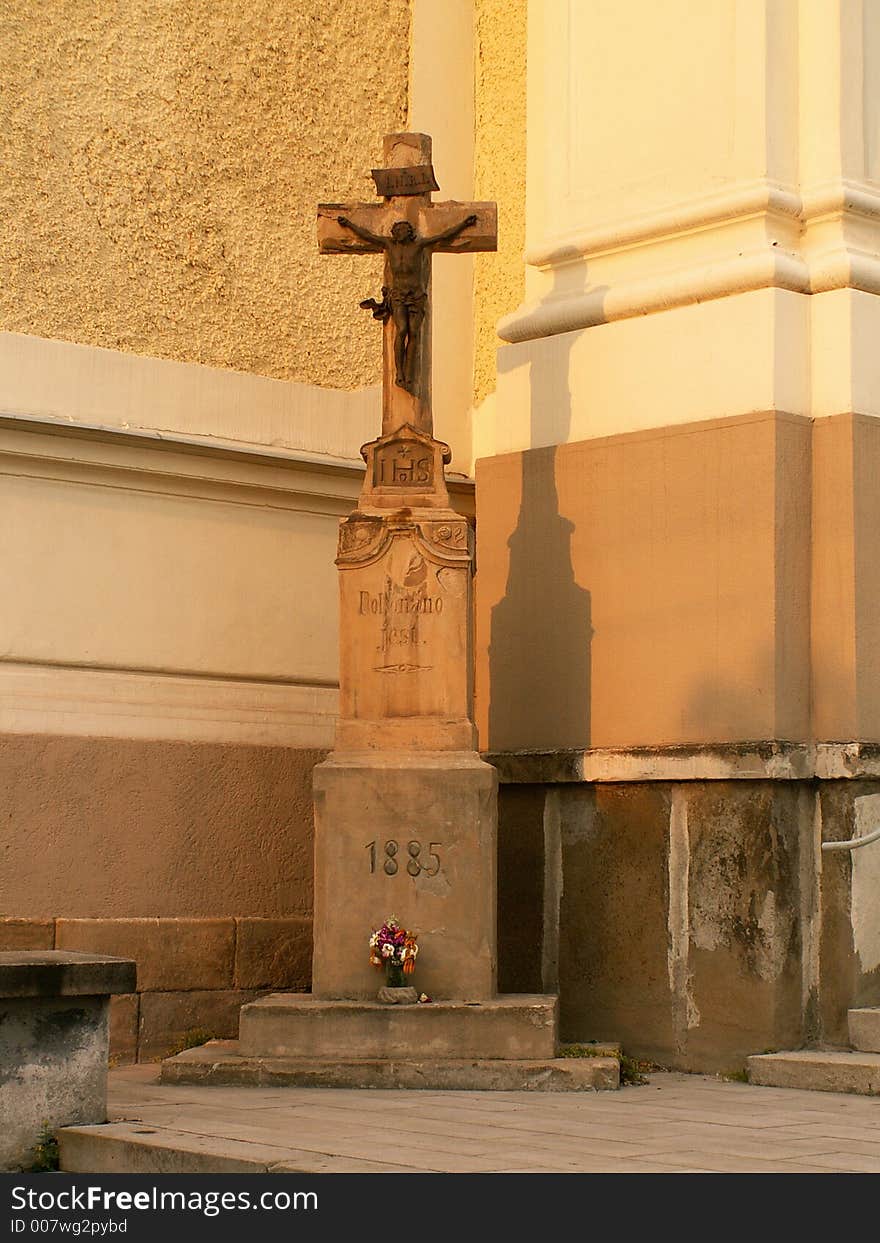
[685,783,803,1071]
[497,784,546,994]
[0,994,110,1171]
[0,950,136,999]
[817,782,880,1044]
[312,752,497,1001]
[138,990,259,1063]
[109,994,139,1065]
[56,918,235,992]
[238,994,557,1060]
[376,986,419,1004]
[747,1049,880,1095]
[161,1040,618,1092]
[848,1007,880,1053]
[556,783,675,1061]
[0,919,54,951]
[234,917,311,991]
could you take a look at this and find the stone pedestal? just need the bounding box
[0,951,136,1171]
[313,751,496,1000]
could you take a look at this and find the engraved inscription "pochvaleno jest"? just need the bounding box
[359,591,443,616]
[366,839,442,877]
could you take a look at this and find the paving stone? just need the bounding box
[804,1151,880,1173]
[57,1066,880,1174]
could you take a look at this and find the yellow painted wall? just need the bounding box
[473,0,527,407]
[0,0,409,388]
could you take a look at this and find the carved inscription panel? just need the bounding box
[338,524,471,723]
[352,534,444,674]
[372,441,434,489]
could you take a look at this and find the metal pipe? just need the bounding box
[821,825,880,852]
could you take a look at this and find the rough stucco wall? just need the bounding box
[473,0,527,406]
[0,735,322,918]
[0,0,409,387]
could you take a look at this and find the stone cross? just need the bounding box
[318,132,497,440]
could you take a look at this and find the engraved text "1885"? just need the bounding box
[365,839,442,877]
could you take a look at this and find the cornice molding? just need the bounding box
[500,179,880,345]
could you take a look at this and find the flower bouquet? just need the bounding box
[369,916,418,991]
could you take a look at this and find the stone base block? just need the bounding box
[0,951,136,1171]
[848,1008,880,1054]
[747,1049,880,1094]
[160,1040,619,1092]
[312,751,498,1001]
[1,996,109,1171]
[238,993,557,1060]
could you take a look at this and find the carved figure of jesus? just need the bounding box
[336,214,478,391]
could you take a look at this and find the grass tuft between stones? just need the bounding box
[168,1027,217,1056]
[559,1043,653,1086]
[27,1124,60,1173]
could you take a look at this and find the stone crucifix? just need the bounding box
[318,132,497,439]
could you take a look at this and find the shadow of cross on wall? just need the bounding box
[488,261,594,754]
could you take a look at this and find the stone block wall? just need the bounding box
[0,917,312,1063]
[0,732,322,1062]
[495,758,880,1074]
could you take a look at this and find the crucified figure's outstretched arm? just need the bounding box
[418,213,478,249]
[337,215,386,247]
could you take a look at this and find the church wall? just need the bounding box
[472,0,527,411]
[476,411,816,753]
[478,405,880,1069]
[0,0,409,394]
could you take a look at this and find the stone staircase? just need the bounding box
[747,1007,880,1095]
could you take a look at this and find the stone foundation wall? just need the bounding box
[1,734,322,1063]
[495,754,880,1074]
[0,916,312,1063]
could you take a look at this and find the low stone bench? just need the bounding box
[0,950,136,1171]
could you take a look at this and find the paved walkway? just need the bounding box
[105,1065,880,1173]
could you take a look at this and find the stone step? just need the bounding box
[59,1121,409,1174]
[160,1039,620,1092]
[747,1049,880,1095]
[848,1008,880,1053]
[236,993,558,1061]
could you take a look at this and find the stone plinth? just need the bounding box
[312,751,497,1001]
[0,951,136,1171]
[239,994,555,1060]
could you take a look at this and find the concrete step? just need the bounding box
[848,1007,880,1053]
[59,1121,412,1174]
[237,993,558,1061]
[160,1039,620,1092]
[747,1049,880,1095]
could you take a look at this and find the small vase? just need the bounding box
[385,959,406,989]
